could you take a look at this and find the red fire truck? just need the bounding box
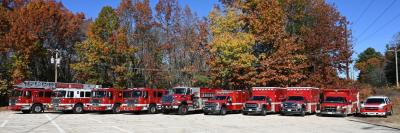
[9,88,53,113]
[84,88,124,113]
[50,88,92,113]
[242,87,286,115]
[203,90,249,115]
[320,89,359,117]
[281,87,320,116]
[120,88,167,114]
[161,87,221,115]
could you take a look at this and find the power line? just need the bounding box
[357,0,397,40]
[359,10,400,43]
[353,0,374,25]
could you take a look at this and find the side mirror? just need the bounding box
[228,98,232,103]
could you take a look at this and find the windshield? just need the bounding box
[250,96,266,101]
[171,88,186,95]
[52,91,66,97]
[11,90,23,97]
[132,91,142,97]
[287,96,304,101]
[366,98,385,104]
[92,91,107,98]
[324,97,346,103]
[213,96,229,100]
[123,91,132,98]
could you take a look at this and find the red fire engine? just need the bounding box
[161,87,221,115]
[50,88,92,113]
[84,88,124,113]
[281,87,320,116]
[242,87,286,115]
[320,89,359,117]
[203,90,249,115]
[120,88,167,114]
[9,88,52,113]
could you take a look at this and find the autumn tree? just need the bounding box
[2,0,84,83]
[72,6,136,88]
[355,48,385,86]
[208,7,256,89]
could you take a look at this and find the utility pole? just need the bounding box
[396,46,399,88]
[50,49,61,83]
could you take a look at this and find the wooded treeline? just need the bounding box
[0,0,352,95]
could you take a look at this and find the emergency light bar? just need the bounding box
[252,87,282,91]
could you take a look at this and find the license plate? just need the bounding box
[327,112,333,114]
[248,109,253,111]
[288,109,291,111]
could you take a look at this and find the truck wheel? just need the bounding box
[148,104,157,114]
[261,107,267,116]
[73,104,84,114]
[300,110,305,117]
[112,104,121,114]
[390,108,393,116]
[32,104,43,113]
[242,112,248,115]
[162,109,170,114]
[220,106,227,115]
[178,105,188,115]
[22,110,31,114]
[204,112,209,115]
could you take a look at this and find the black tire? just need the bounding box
[162,109,170,114]
[300,110,305,117]
[31,104,43,113]
[280,112,285,116]
[242,112,248,115]
[112,104,121,114]
[220,106,227,115]
[204,112,209,115]
[73,104,84,114]
[390,108,393,116]
[148,104,157,114]
[178,105,188,115]
[22,110,31,114]
[261,107,267,116]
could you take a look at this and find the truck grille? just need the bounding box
[323,106,336,112]
[91,99,101,106]
[205,102,217,108]
[283,102,297,109]
[365,107,379,110]
[52,98,60,106]
[161,95,174,103]
[245,103,258,108]
[9,99,16,106]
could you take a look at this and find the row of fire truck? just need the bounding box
[8,81,394,117]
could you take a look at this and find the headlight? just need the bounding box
[336,106,342,110]
[297,104,302,108]
[379,105,384,109]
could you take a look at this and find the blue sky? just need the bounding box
[60,0,400,79]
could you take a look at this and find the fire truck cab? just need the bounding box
[281,87,320,116]
[320,89,359,117]
[121,88,167,114]
[85,88,124,113]
[203,90,249,115]
[50,88,92,113]
[243,87,286,116]
[9,88,52,113]
[161,87,221,115]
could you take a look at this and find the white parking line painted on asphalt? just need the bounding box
[45,114,65,133]
[112,126,134,133]
[0,120,8,127]
[89,118,103,123]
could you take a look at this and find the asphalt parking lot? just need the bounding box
[0,111,399,133]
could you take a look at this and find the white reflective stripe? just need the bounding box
[135,104,148,107]
[271,102,282,105]
[98,104,113,106]
[15,103,30,106]
[57,104,74,106]
[231,103,243,105]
